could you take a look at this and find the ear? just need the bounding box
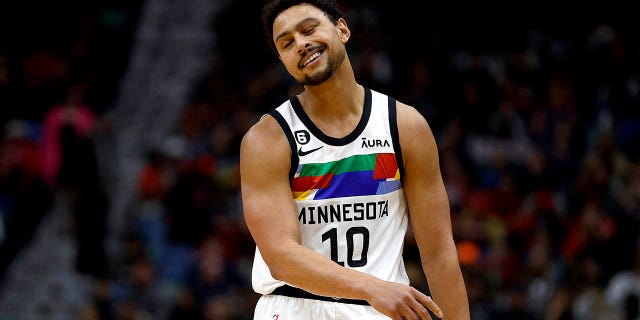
[336,18,350,43]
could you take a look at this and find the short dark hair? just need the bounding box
[261,0,343,56]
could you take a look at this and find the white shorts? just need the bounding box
[254,294,390,320]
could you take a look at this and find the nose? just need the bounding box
[294,34,311,55]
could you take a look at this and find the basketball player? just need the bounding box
[239,1,470,319]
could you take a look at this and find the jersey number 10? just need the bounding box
[322,227,370,267]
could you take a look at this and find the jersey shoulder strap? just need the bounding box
[387,95,405,182]
[267,108,299,181]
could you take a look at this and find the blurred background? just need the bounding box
[0,0,638,319]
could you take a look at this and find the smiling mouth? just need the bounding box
[302,52,321,67]
[299,46,324,68]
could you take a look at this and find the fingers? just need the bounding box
[397,305,431,320]
[395,304,434,320]
[369,283,443,320]
[396,291,439,320]
[414,290,443,319]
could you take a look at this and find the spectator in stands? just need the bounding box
[0,120,52,281]
[41,81,97,189]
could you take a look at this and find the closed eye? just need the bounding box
[302,26,317,35]
[275,18,320,51]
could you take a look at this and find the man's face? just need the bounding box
[272,4,348,86]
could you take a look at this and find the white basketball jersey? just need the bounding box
[251,88,410,295]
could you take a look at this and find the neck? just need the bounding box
[298,58,363,120]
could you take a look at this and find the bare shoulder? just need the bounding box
[395,101,435,146]
[240,113,290,162]
[394,101,439,171]
[240,115,288,151]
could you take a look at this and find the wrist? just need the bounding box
[352,274,379,301]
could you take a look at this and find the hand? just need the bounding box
[365,280,443,320]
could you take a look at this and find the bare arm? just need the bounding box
[240,114,442,319]
[398,103,471,319]
[241,115,368,295]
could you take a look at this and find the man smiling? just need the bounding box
[240,1,470,319]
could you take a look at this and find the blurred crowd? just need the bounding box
[1,1,639,320]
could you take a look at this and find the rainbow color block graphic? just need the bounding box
[292,153,401,200]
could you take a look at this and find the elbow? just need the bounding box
[267,257,297,283]
[422,240,458,262]
[262,247,294,281]
[269,263,286,281]
[259,237,303,282]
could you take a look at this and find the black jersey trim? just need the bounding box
[271,285,370,306]
[268,110,299,182]
[388,97,405,182]
[289,87,372,146]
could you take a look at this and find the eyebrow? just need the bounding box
[274,17,320,44]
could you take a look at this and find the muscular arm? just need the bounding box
[241,115,370,296]
[398,103,470,319]
[240,115,442,319]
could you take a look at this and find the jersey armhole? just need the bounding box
[267,110,299,182]
[388,97,405,183]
